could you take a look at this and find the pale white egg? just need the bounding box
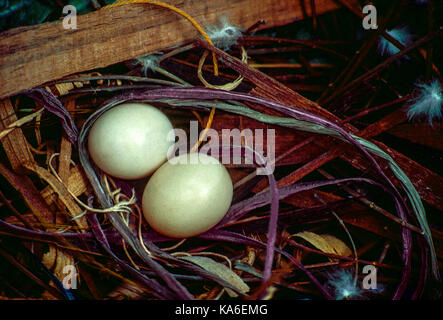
[88,103,173,180]
[142,152,233,238]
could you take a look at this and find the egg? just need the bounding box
[142,152,233,238]
[88,103,173,180]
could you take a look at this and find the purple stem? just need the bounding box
[87,213,179,299]
[25,88,79,145]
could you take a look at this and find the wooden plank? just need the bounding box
[0,0,344,99]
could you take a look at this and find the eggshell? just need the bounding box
[88,103,173,180]
[142,153,233,238]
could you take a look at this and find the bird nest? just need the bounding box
[0,0,442,301]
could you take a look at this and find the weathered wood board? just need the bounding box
[0,0,349,99]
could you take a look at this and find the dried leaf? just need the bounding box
[0,98,36,174]
[294,231,336,255]
[41,245,57,271]
[58,136,72,183]
[54,83,75,96]
[25,163,88,231]
[294,231,352,258]
[320,234,352,257]
[41,165,89,206]
[52,248,75,284]
[50,72,104,96]
[41,246,75,284]
[108,281,146,300]
[0,108,44,140]
[0,162,54,227]
[180,256,249,297]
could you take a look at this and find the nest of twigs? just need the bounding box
[0,0,442,301]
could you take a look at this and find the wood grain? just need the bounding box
[0,0,344,99]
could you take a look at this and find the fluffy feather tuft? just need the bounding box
[326,270,363,300]
[407,79,443,125]
[136,54,161,75]
[205,17,243,51]
[325,268,384,300]
[377,26,413,56]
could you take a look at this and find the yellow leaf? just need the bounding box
[294,231,335,254]
[320,234,352,257]
[294,231,352,258]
